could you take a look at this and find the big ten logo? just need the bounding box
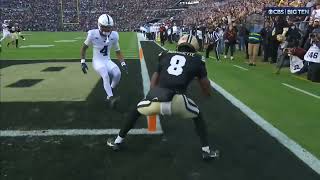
[287,9,298,15]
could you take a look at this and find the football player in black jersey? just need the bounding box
[15,23,26,41]
[107,35,219,160]
[7,23,25,48]
[7,26,19,48]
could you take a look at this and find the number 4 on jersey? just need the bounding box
[167,55,186,76]
[100,45,108,56]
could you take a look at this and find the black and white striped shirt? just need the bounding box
[207,31,219,43]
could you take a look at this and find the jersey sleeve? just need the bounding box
[84,30,93,46]
[112,31,120,51]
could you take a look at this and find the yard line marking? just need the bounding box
[210,80,320,175]
[0,129,162,137]
[137,33,163,133]
[282,83,320,100]
[233,65,249,71]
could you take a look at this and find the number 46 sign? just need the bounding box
[304,49,320,63]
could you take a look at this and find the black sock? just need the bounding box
[119,108,141,138]
[20,36,25,39]
[192,112,209,147]
[16,40,18,48]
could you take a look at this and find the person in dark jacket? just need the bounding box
[224,25,237,60]
[261,21,273,62]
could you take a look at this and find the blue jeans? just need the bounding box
[238,36,245,51]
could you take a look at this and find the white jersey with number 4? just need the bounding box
[304,44,320,63]
[2,23,10,36]
[84,29,120,70]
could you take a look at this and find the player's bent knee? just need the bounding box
[137,100,161,116]
[171,95,199,119]
[137,95,199,118]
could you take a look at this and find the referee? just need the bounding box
[205,26,220,61]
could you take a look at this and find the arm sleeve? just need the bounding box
[112,32,121,51]
[84,31,92,46]
[197,57,208,79]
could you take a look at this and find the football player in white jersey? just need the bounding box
[0,20,12,52]
[80,14,128,108]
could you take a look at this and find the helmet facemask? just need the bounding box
[98,14,114,36]
[98,23,112,36]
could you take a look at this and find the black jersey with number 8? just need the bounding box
[156,51,207,94]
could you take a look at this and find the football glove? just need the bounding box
[120,60,128,74]
[81,59,88,74]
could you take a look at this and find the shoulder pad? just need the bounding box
[87,29,95,36]
[194,53,206,62]
[111,31,119,39]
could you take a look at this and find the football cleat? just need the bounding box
[202,149,219,161]
[107,137,122,151]
[106,96,120,109]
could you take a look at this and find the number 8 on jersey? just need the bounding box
[167,55,186,76]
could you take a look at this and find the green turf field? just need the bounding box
[0,32,138,60]
[0,32,319,179]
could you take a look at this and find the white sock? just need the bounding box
[202,146,210,153]
[107,96,113,100]
[114,135,124,144]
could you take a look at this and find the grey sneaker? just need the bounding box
[202,149,219,160]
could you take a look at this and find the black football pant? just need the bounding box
[206,42,220,61]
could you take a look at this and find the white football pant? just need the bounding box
[0,32,11,43]
[94,60,121,98]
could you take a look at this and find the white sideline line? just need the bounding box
[137,33,163,132]
[210,80,320,175]
[282,83,320,100]
[0,129,162,137]
[233,65,249,71]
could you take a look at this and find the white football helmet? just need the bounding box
[98,14,114,36]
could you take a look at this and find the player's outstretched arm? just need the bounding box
[150,72,160,89]
[80,44,89,74]
[198,77,211,96]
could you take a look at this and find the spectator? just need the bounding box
[224,25,237,60]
